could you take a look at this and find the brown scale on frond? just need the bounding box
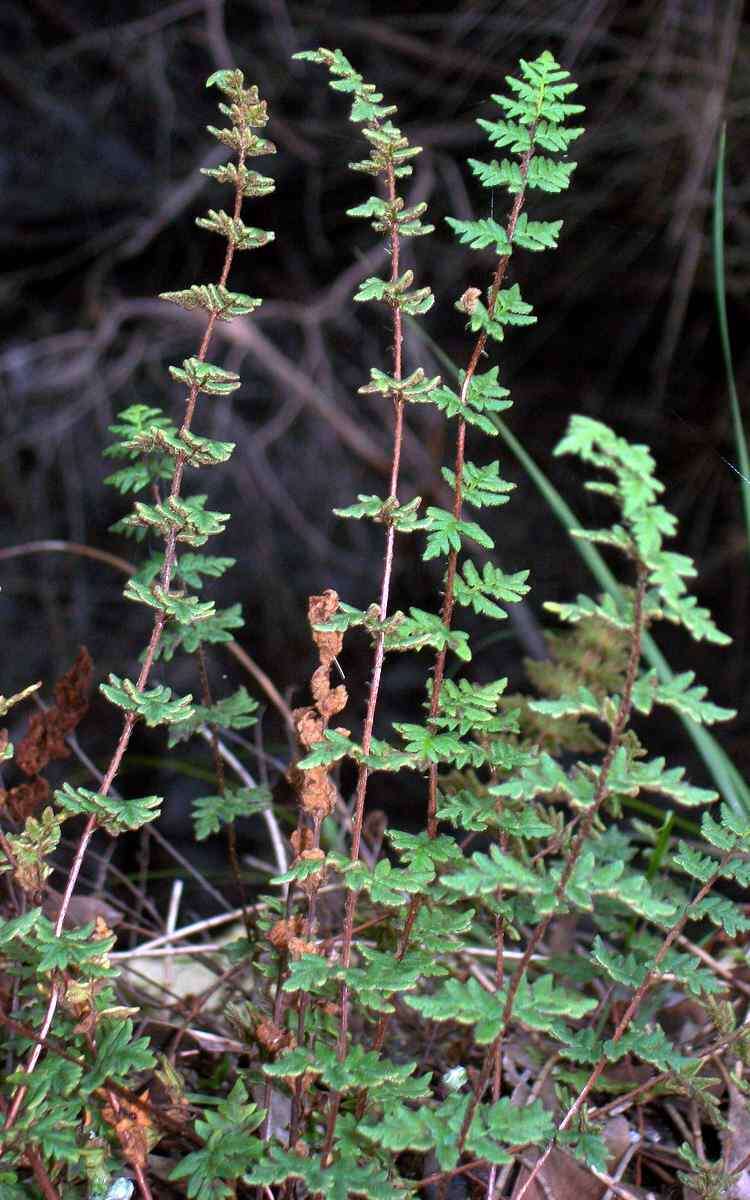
[288,591,349,828]
[101,1089,156,1171]
[268,915,305,951]
[255,1017,296,1056]
[282,591,350,913]
[308,589,343,668]
[290,827,315,857]
[0,777,50,823]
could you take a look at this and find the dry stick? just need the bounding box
[413,1130,559,1194]
[165,954,253,1061]
[445,563,648,1183]
[0,828,18,874]
[320,155,406,1165]
[514,851,735,1200]
[1,123,251,1137]
[260,887,295,1145]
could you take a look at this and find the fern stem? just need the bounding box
[360,135,542,1118]
[447,561,648,1182]
[338,156,404,960]
[3,123,251,1136]
[427,124,537,838]
[321,156,406,1164]
[360,128,542,1120]
[25,1146,60,1200]
[484,828,508,1200]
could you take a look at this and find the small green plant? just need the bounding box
[0,44,746,1200]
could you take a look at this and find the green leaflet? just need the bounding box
[123,577,216,624]
[122,494,231,547]
[354,270,433,314]
[342,947,447,1014]
[264,1044,426,1097]
[154,603,244,661]
[406,972,596,1044]
[432,676,513,736]
[632,669,736,725]
[169,1080,265,1200]
[384,607,472,661]
[453,561,530,619]
[421,506,494,560]
[159,283,262,320]
[100,674,194,727]
[123,424,235,467]
[55,783,163,836]
[245,1145,398,1200]
[194,210,274,250]
[426,366,512,435]
[192,784,272,841]
[359,366,441,403]
[80,1019,155,1090]
[468,154,576,194]
[512,213,563,251]
[167,685,259,746]
[468,1097,555,1164]
[442,459,516,508]
[446,216,511,254]
[360,1093,469,1171]
[200,160,275,197]
[334,494,424,531]
[344,857,434,905]
[169,356,241,396]
[34,916,118,975]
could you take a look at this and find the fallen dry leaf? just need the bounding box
[43,887,123,929]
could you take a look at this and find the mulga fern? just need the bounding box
[0,45,744,1200]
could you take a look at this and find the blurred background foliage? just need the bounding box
[0,0,748,843]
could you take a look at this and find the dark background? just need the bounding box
[0,0,748,864]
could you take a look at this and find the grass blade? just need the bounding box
[713,122,750,546]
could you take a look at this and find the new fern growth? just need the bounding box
[0,46,745,1200]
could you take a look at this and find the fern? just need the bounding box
[0,43,744,1200]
